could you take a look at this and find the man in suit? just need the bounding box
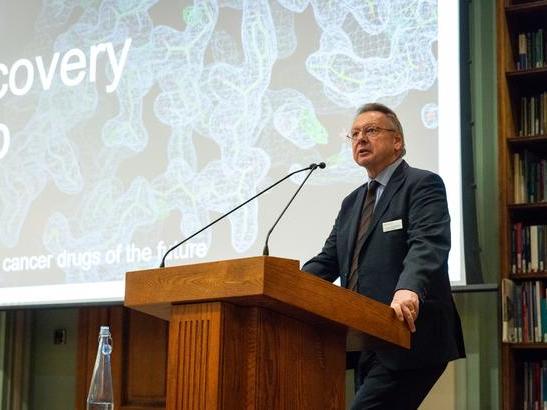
[302,103,465,409]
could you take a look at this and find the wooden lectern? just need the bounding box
[124,256,409,409]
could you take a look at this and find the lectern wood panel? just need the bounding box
[166,301,345,410]
[251,307,345,409]
[167,303,222,409]
[123,308,168,405]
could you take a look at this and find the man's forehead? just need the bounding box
[352,111,389,127]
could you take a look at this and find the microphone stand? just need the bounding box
[159,163,322,268]
[262,163,323,256]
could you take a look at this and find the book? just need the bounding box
[517,222,523,273]
[523,284,530,342]
[536,281,542,342]
[519,33,527,70]
[532,225,539,273]
[502,278,517,343]
[512,224,517,274]
[542,296,547,342]
[518,283,523,342]
[514,153,522,203]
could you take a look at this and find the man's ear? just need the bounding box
[394,133,403,151]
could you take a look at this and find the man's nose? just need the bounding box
[355,131,369,142]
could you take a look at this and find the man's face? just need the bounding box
[350,111,403,177]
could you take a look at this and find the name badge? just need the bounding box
[382,219,403,232]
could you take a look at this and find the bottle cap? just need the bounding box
[99,326,110,336]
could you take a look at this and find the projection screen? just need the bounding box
[0,0,464,306]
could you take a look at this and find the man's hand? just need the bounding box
[390,289,420,333]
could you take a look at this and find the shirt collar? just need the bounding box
[366,157,403,187]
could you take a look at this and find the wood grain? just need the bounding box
[125,257,412,409]
[125,256,409,350]
[167,303,222,410]
[165,301,345,409]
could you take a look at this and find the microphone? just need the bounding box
[159,162,326,268]
[262,162,326,256]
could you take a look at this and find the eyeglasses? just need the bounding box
[346,125,396,141]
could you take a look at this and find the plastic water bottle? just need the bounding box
[87,326,114,410]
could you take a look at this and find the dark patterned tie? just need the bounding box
[347,180,379,291]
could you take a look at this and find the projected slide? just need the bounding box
[0,0,462,305]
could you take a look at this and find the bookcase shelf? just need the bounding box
[507,67,547,77]
[506,1,547,33]
[506,0,547,15]
[507,204,547,226]
[508,343,547,349]
[510,272,547,280]
[499,1,547,408]
[508,134,547,144]
[508,202,547,210]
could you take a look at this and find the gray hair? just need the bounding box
[355,102,406,157]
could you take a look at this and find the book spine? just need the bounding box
[503,279,510,342]
[532,226,539,273]
[541,292,547,342]
[525,96,530,136]
[515,153,521,203]
[536,281,542,342]
[539,225,544,272]
[541,92,545,135]
[539,29,544,68]
[523,284,529,343]
[512,224,517,274]
[530,96,536,135]
[517,283,523,342]
[517,222,523,273]
[522,226,530,273]
[519,33,527,70]
[528,32,533,70]
[522,96,526,136]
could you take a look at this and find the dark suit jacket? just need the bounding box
[302,160,465,370]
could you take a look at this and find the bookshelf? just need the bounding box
[498,1,547,408]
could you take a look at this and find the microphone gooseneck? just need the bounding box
[159,162,325,268]
[262,162,326,256]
